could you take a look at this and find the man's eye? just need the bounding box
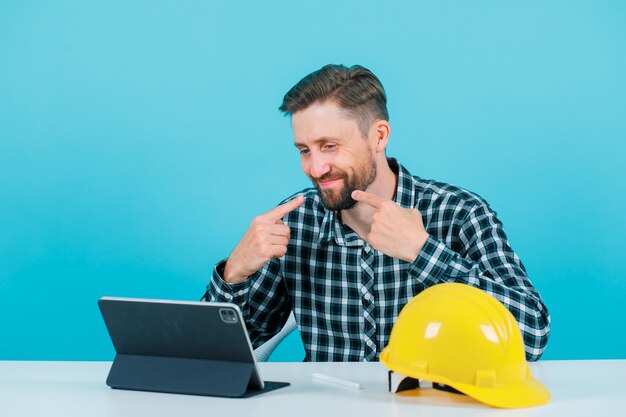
[299,149,310,155]
[324,144,336,151]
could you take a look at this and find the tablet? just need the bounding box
[98,296,289,397]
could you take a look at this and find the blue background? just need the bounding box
[1,0,624,361]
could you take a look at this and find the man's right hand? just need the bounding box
[223,196,305,283]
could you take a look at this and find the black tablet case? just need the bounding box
[98,298,289,398]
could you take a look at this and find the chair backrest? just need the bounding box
[254,312,298,362]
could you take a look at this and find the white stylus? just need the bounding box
[312,373,362,390]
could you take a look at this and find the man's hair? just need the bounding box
[279,64,389,137]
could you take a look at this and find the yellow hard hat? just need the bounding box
[380,283,550,408]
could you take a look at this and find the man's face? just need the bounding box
[292,101,377,211]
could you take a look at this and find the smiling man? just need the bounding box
[204,64,550,362]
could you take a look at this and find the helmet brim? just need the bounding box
[450,374,551,409]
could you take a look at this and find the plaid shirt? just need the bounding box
[205,158,550,361]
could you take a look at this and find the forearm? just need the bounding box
[204,259,249,303]
[203,258,291,348]
[408,235,550,360]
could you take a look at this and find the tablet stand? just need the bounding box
[107,354,289,398]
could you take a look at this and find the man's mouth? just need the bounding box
[318,178,342,188]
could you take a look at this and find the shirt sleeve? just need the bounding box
[407,203,551,361]
[203,258,292,349]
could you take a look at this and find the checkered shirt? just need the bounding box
[205,158,550,361]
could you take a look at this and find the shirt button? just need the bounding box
[364,293,372,301]
[237,290,245,296]
[366,340,373,347]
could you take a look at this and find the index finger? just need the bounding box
[351,190,387,209]
[264,195,305,221]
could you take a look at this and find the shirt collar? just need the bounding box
[390,157,418,209]
[318,157,417,245]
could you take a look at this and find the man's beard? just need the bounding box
[314,153,377,211]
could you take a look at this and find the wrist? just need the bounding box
[406,232,429,263]
[223,260,247,284]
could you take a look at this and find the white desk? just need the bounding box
[1,360,624,416]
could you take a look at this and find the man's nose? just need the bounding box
[309,155,331,179]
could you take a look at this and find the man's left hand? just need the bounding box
[351,190,429,263]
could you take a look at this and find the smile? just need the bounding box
[318,178,341,188]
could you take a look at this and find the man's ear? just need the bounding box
[372,120,391,153]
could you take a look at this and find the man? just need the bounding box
[204,64,550,362]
